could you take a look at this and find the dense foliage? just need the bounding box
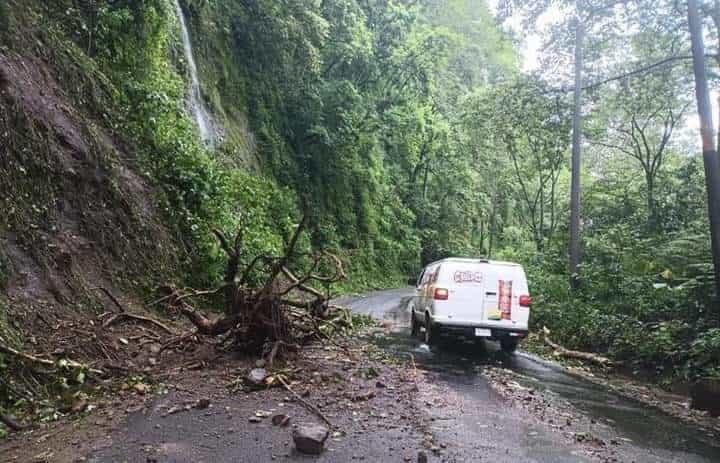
[2,0,720,384]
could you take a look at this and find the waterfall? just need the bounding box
[173,0,216,147]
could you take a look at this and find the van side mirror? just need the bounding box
[407,276,418,287]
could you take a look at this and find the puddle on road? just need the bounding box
[366,297,720,462]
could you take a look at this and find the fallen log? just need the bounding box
[541,326,615,367]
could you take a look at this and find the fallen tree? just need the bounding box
[541,326,615,367]
[158,216,347,361]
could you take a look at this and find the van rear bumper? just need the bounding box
[431,319,528,339]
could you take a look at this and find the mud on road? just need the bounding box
[3,288,720,462]
[2,335,433,462]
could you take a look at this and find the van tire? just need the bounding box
[424,315,439,345]
[410,312,419,337]
[500,338,518,353]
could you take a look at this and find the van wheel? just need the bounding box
[500,338,518,354]
[424,315,439,345]
[410,312,419,337]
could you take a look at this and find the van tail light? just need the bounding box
[519,295,532,307]
[433,288,449,300]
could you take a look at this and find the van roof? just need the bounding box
[426,257,523,268]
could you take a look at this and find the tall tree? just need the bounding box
[569,7,584,287]
[498,0,623,286]
[589,73,689,229]
[463,81,570,253]
[687,0,720,304]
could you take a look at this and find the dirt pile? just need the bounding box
[0,49,178,308]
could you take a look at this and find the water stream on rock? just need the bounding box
[174,0,216,147]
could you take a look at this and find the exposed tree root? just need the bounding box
[174,306,241,336]
[156,215,347,360]
[541,326,615,367]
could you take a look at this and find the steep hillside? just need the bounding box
[0,3,179,339]
[0,0,295,417]
[0,0,304,315]
[2,0,517,302]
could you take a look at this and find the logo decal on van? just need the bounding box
[499,280,512,320]
[453,270,483,283]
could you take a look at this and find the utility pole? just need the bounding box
[569,10,584,289]
[688,0,720,307]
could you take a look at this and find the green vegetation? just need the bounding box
[488,0,720,384]
[46,0,517,290]
[1,0,719,388]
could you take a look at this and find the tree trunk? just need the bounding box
[417,161,430,230]
[422,161,430,201]
[488,194,497,258]
[646,172,657,230]
[688,0,720,310]
[569,12,584,289]
[478,216,485,255]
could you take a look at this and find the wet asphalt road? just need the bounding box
[336,288,720,463]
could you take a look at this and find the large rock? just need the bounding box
[246,368,268,388]
[292,422,329,455]
[691,378,720,417]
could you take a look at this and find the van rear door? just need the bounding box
[436,262,487,323]
[481,265,530,330]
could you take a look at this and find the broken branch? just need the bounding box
[102,312,174,335]
[90,287,125,313]
[277,375,334,429]
[0,412,28,431]
[0,337,103,375]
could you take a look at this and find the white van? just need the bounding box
[409,258,531,353]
